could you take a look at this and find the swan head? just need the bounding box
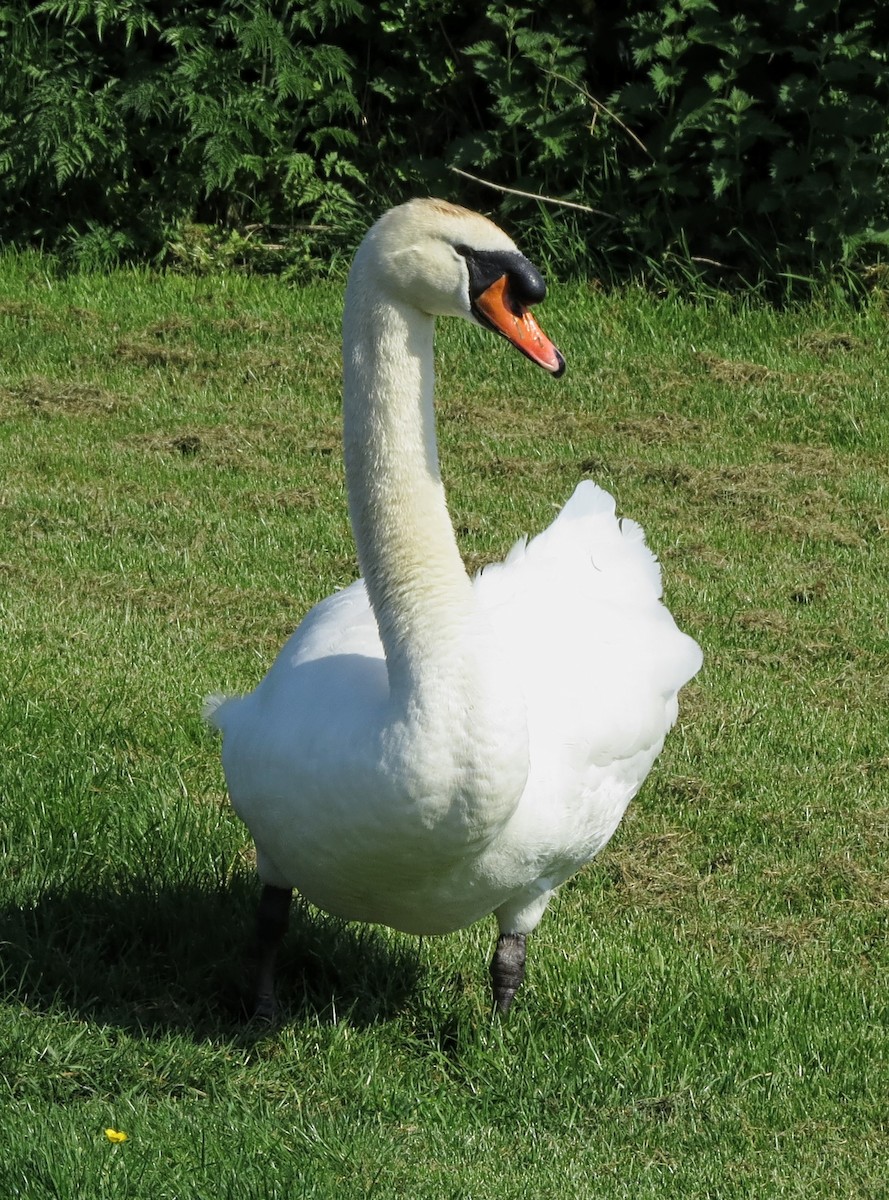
[354,198,565,376]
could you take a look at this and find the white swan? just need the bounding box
[207,198,702,1016]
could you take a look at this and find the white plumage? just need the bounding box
[207,198,702,1013]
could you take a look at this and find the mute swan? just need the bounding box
[206,198,702,1017]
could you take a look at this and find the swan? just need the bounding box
[206,198,702,1017]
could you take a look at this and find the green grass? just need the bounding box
[1,251,887,1198]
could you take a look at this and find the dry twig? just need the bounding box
[448,166,615,219]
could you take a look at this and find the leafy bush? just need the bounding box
[0,0,369,265]
[613,0,889,278]
[1,0,888,281]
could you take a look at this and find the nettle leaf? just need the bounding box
[651,64,682,98]
[709,161,733,198]
[778,73,819,108]
[654,33,689,59]
[727,87,754,114]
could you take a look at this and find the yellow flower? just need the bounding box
[104,1128,128,1144]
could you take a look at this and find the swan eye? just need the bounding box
[455,245,547,307]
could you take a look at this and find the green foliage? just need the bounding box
[0,0,368,264]
[1,0,888,281]
[459,7,593,196]
[615,0,889,278]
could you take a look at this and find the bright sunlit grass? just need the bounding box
[0,253,886,1198]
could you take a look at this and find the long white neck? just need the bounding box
[342,260,473,700]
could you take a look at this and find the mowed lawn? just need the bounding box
[0,251,886,1198]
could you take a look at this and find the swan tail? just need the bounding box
[555,480,663,595]
[203,692,238,731]
[485,480,664,604]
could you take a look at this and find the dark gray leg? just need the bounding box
[251,884,292,1021]
[490,932,526,1014]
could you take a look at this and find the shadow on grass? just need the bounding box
[0,876,424,1039]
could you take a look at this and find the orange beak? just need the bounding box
[474,275,565,376]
